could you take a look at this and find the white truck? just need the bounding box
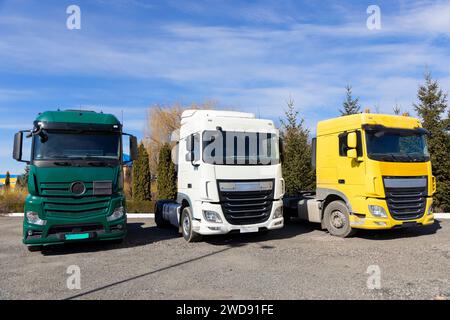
[155,109,285,242]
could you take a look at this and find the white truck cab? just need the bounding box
[155,109,285,242]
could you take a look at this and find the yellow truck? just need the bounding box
[284,113,435,237]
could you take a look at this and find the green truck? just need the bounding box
[12,110,138,251]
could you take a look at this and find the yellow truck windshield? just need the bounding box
[365,128,429,162]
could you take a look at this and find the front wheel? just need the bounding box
[181,207,202,242]
[323,201,356,238]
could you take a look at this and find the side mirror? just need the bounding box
[347,132,357,149]
[129,135,138,161]
[13,132,23,161]
[347,149,357,159]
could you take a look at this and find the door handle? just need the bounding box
[338,179,345,184]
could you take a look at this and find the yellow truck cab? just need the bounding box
[285,113,435,237]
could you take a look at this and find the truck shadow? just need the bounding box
[204,220,318,246]
[41,222,179,256]
[354,220,442,240]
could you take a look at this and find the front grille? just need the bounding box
[218,180,274,225]
[384,177,427,220]
[40,181,111,218]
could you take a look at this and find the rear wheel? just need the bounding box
[323,201,356,238]
[181,207,202,242]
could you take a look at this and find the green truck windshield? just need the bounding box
[33,132,120,160]
[365,130,429,162]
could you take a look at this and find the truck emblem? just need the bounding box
[70,181,86,196]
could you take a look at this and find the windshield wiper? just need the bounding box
[53,161,72,166]
[87,161,115,167]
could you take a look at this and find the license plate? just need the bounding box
[65,233,90,240]
[402,222,418,228]
[240,226,259,233]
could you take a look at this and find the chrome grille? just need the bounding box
[40,181,111,218]
[217,180,274,225]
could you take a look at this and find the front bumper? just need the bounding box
[192,200,284,235]
[349,197,434,230]
[23,215,127,246]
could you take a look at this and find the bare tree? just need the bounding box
[144,101,217,173]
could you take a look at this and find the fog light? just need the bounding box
[374,221,387,226]
[107,206,125,222]
[27,230,33,236]
[26,211,46,226]
[273,206,283,219]
[368,205,387,218]
[203,210,222,223]
[117,224,123,230]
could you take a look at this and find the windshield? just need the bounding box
[365,129,429,162]
[202,130,279,165]
[33,132,120,161]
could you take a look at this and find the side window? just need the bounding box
[338,131,363,157]
[338,133,348,157]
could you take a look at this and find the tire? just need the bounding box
[323,200,356,238]
[27,245,42,252]
[181,207,202,242]
[154,201,171,228]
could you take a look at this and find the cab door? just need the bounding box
[336,130,366,200]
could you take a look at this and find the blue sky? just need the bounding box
[1,0,450,174]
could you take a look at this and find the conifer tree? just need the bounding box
[340,85,361,116]
[280,99,315,195]
[156,143,177,200]
[4,171,10,190]
[132,143,152,201]
[413,72,450,211]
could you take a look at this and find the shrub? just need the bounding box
[126,200,155,213]
[0,189,27,214]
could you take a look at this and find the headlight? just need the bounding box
[203,210,222,223]
[368,205,387,218]
[273,206,283,219]
[107,206,125,222]
[26,211,46,226]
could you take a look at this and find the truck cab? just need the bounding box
[286,113,435,237]
[13,110,138,251]
[155,110,284,242]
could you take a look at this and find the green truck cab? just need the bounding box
[12,110,138,251]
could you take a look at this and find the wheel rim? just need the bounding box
[330,210,346,229]
[183,214,190,236]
